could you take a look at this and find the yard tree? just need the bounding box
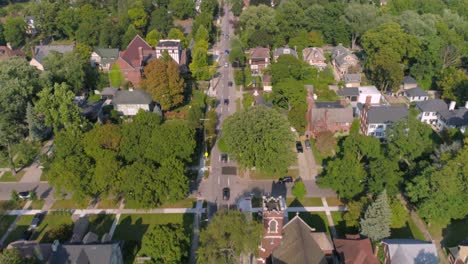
[276,1,307,42]
[35,83,86,133]
[231,0,243,16]
[26,103,49,141]
[167,28,187,48]
[146,29,162,47]
[343,3,379,49]
[195,26,209,43]
[368,155,403,196]
[221,106,296,175]
[0,248,39,264]
[0,119,22,175]
[272,79,307,111]
[292,179,307,200]
[288,30,312,55]
[122,25,140,47]
[150,7,174,35]
[140,224,189,264]
[192,13,214,42]
[308,31,324,47]
[239,4,278,46]
[169,0,195,19]
[390,199,408,229]
[155,157,189,203]
[360,190,391,242]
[229,37,245,66]
[343,198,367,229]
[3,16,27,48]
[190,45,210,81]
[437,67,468,104]
[43,52,86,93]
[128,5,148,30]
[368,48,404,93]
[141,58,185,111]
[200,0,219,17]
[198,210,262,264]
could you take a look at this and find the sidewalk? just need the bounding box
[20,140,54,183]
[0,200,32,247]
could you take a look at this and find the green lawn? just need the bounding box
[288,212,329,235]
[87,94,102,102]
[125,198,197,209]
[97,199,121,209]
[33,214,74,243]
[51,199,89,209]
[326,197,344,206]
[286,197,323,207]
[0,170,25,182]
[28,200,45,210]
[4,215,34,245]
[332,211,358,238]
[113,214,194,264]
[89,214,115,237]
[109,64,124,88]
[0,200,26,210]
[0,215,17,237]
[428,217,468,247]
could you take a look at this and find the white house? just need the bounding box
[359,104,408,138]
[415,99,447,125]
[112,89,157,116]
[90,48,119,71]
[358,86,381,105]
[404,87,429,102]
[156,39,182,64]
[436,101,468,133]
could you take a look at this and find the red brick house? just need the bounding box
[115,35,156,87]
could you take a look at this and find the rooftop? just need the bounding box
[249,47,270,59]
[359,86,380,95]
[113,89,153,105]
[344,74,361,83]
[405,87,429,97]
[337,88,359,97]
[315,101,344,109]
[274,47,298,58]
[403,76,418,84]
[382,239,438,264]
[33,44,74,64]
[367,105,409,124]
[439,107,468,126]
[156,39,181,48]
[415,99,447,112]
[334,236,379,264]
[302,47,326,61]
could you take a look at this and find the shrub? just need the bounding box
[292,180,307,200]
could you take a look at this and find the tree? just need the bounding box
[437,67,468,104]
[47,223,73,242]
[140,224,189,264]
[190,45,210,81]
[146,29,162,47]
[271,55,307,84]
[314,132,337,156]
[368,48,404,92]
[0,24,6,46]
[239,5,278,46]
[231,0,243,16]
[43,52,86,93]
[3,17,26,48]
[229,37,245,66]
[195,26,209,43]
[141,58,185,111]
[128,5,148,30]
[308,31,324,47]
[368,155,402,196]
[292,179,307,200]
[150,7,173,35]
[198,210,262,264]
[0,248,39,264]
[221,106,295,175]
[122,25,140,48]
[343,198,367,228]
[343,3,379,49]
[390,199,408,229]
[360,190,391,241]
[169,0,195,19]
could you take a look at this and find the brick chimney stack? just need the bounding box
[138,47,143,64]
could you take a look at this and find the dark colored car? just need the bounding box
[220,154,228,163]
[278,176,293,184]
[304,139,311,149]
[296,141,303,153]
[30,213,45,228]
[18,191,31,200]
[228,81,233,87]
[224,99,229,105]
[225,49,229,54]
[20,230,33,241]
[222,187,230,200]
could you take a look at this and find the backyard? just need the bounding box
[428,217,468,247]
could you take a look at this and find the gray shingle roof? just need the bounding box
[33,45,74,64]
[344,74,361,83]
[416,99,447,112]
[101,87,118,97]
[94,48,119,65]
[274,47,298,59]
[331,44,358,67]
[113,89,153,105]
[367,105,408,124]
[403,76,418,84]
[312,101,354,124]
[439,108,468,126]
[405,87,429,97]
[337,88,359,97]
[382,239,438,264]
[157,39,181,48]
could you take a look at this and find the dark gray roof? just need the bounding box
[274,47,298,58]
[315,101,344,108]
[113,89,153,105]
[416,99,447,112]
[157,40,181,48]
[439,108,468,126]
[403,76,418,84]
[94,48,119,64]
[312,105,354,124]
[331,44,358,66]
[405,87,428,97]
[271,216,329,264]
[33,45,74,64]
[344,74,361,83]
[382,239,438,264]
[367,106,408,124]
[101,87,118,97]
[337,88,359,97]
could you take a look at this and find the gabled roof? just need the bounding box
[95,48,119,59]
[33,44,74,64]
[337,88,359,97]
[332,44,358,67]
[403,76,418,84]
[439,108,468,126]
[359,86,381,95]
[405,87,429,97]
[113,89,153,105]
[416,99,447,112]
[302,47,325,61]
[249,47,270,59]
[345,74,361,83]
[367,105,409,124]
[120,35,155,68]
[271,215,330,264]
[312,102,354,124]
[382,239,438,264]
[101,87,118,97]
[274,47,298,58]
[334,236,379,264]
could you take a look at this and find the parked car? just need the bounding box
[30,213,44,228]
[224,99,229,105]
[225,49,229,54]
[222,187,230,200]
[228,81,233,87]
[296,141,303,153]
[20,230,33,241]
[18,191,31,200]
[224,62,229,67]
[278,176,293,184]
[304,139,311,149]
[220,154,228,163]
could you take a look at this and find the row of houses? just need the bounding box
[256,196,441,264]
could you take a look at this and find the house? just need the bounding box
[257,196,333,264]
[302,47,327,70]
[309,100,354,137]
[8,240,123,264]
[115,35,156,87]
[358,86,381,105]
[30,44,74,71]
[333,235,379,264]
[359,99,409,138]
[404,87,429,102]
[331,44,359,79]
[448,239,468,264]
[337,87,359,105]
[401,76,418,90]
[344,73,361,87]
[156,39,183,64]
[100,87,118,100]
[415,99,448,125]
[249,47,270,76]
[273,46,298,62]
[91,48,119,71]
[381,239,438,264]
[262,74,272,92]
[436,102,468,133]
[0,44,25,60]
[112,89,158,116]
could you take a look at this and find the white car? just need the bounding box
[224,62,229,68]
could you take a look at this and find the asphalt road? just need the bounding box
[0,182,52,200]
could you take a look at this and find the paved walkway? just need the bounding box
[321,197,337,238]
[189,200,204,264]
[109,200,125,238]
[20,140,54,183]
[0,200,32,247]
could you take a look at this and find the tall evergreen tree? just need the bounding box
[360,190,391,241]
[26,103,49,141]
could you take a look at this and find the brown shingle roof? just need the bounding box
[334,237,379,264]
[249,47,270,59]
[120,35,155,69]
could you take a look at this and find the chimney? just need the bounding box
[138,47,143,63]
[449,101,456,111]
[365,95,372,107]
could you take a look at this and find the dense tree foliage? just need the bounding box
[360,190,391,242]
[221,106,295,175]
[140,224,190,264]
[198,210,262,264]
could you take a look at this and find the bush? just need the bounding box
[46,223,73,242]
[242,93,254,108]
[10,191,19,203]
[292,180,307,200]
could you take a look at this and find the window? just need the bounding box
[432,112,437,116]
[268,219,278,233]
[375,132,383,137]
[424,112,430,116]
[370,125,376,129]
[377,125,384,129]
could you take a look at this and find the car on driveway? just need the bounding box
[278,176,293,184]
[296,141,303,153]
[228,81,233,87]
[224,62,229,67]
[222,187,230,200]
[225,49,229,54]
[305,139,311,149]
[220,153,228,163]
[224,99,229,105]
[30,213,44,228]
[18,191,31,200]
